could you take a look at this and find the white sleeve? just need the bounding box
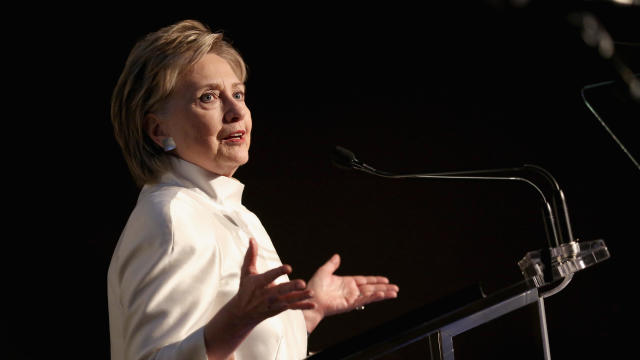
[115,192,222,360]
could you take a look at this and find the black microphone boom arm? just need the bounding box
[332,145,610,290]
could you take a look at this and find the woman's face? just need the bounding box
[154,53,251,177]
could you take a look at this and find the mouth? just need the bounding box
[221,130,246,143]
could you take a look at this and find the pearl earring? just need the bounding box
[162,137,176,152]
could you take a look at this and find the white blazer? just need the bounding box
[107,158,307,360]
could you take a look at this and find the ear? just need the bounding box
[144,113,169,148]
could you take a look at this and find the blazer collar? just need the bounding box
[163,157,245,206]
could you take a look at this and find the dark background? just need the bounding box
[24,1,638,358]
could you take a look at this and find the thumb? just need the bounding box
[319,254,341,274]
[241,238,258,278]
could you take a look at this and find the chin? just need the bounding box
[228,153,250,170]
[235,150,249,165]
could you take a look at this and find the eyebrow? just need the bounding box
[195,82,245,91]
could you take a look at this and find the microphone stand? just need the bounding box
[333,146,610,296]
[331,146,611,359]
[581,76,640,172]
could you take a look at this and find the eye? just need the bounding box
[233,91,245,101]
[199,91,219,103]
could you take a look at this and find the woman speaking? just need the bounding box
[107,19,399,360]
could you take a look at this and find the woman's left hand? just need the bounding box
[302,254,399,333]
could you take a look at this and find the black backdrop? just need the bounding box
[28,1,639,359]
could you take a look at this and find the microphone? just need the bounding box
[332,146,380,174]
[331,145,360,169]
[331,145,610,291]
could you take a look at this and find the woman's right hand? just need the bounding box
[232,237,316,325]
[204,238,315,359]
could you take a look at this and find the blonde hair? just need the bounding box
[111,19,247,186]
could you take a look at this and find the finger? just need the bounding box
[271,279,306,295]
[355,291,397,308]
[241,238,259,277]
[268,299,316,314]
[256,264,293,287]
[287,300,316,311]
[368,290,398,302]
[354,276,390,285]
[385,290,399,298]
[358,284,399,295]
[278,289,314,304]
[265,301,289,314]
[318,254,341,275]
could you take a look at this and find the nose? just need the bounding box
[223,95,247,124]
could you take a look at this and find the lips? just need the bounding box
[221,130,246,141]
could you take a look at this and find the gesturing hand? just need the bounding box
[303,254,399,333]
[205,238,315,358]
[231,238,316,326]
